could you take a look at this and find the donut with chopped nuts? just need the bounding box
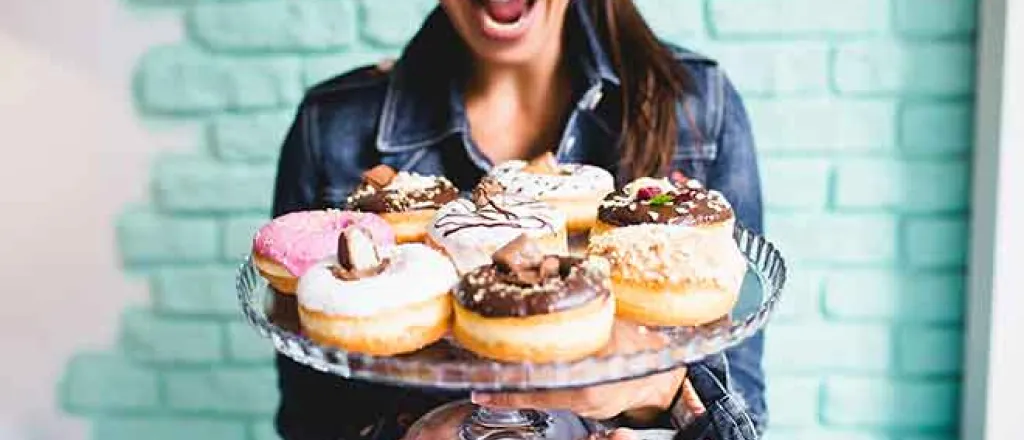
[487,152,615,233]
[345,165,460,243]
[452,234,615,363]
[592,176,737,239]
[586,223,746,327]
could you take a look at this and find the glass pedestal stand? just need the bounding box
[236,226,787,440]
[460,407,556,440]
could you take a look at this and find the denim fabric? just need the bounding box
[270,1,765,439]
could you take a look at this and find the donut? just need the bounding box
[345,165,459,243]
[488,152,614,233]
[586,223,746,327]
[296,227,457,356]
[592,176,736,239]
[426,178,568,274]
[251,210,396,294]
[452,235,615,363]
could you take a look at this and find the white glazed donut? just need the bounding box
[426,195,568,274]
[296,243,458,355]
[488,160,615,233]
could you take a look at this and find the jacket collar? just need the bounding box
[376,0,619,153]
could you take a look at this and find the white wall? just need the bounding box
[0,1,186,439]
[963,0,1024,438]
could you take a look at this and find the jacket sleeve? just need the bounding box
[271,101,321,218]
[703,72,767,436]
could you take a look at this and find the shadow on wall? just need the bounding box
[55,0,976,440]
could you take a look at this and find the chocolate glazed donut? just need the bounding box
[451,235,616,363]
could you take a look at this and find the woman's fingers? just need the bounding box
[680,379,706,415]
[471,389,617,419]
[472,390,573,410]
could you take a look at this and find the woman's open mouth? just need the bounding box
[472,0,539,41]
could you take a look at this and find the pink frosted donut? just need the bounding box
[251,209,395,294]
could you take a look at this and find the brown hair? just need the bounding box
[586,0,696,181]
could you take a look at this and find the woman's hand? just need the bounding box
[472,367,704,421]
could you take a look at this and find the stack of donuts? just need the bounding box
[249,153,747,362]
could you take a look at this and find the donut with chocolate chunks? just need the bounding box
[345,165,459,213]
[455,234,609,318]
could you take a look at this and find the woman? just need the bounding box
[270,0,766,439]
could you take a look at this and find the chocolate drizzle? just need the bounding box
[597,177,734,227]
[454,234,610,318]
[432,179,557,238]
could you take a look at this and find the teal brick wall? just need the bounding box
[59,0,976,439]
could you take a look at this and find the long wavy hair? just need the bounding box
[585,0,697,181]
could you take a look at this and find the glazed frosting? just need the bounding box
[488,160,615,199]
[296,243,458,316]
[598,177,734,227]
[252,210,396,276]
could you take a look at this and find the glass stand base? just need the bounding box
[406,400,594,440]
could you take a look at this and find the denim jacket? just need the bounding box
[270,1,765,439]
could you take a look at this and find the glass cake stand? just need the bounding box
[236,226,787,440]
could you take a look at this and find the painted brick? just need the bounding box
[634,0,704,44]
[833,42,975,96]
[765,323,893,373]
[763,429,892,440]
[823,378,958,428]
[152,266,239,316]
[895,0,977,37]
[824,271,965,323]
[899,435,956,440]
[164,367,278,415]
[120,308,223,364]
[227,321,274,363]
[117,207,219,265]
[900,102,973,156]
[60,353,159,412]
[222,216,269,261]
[137,46,302,114]
[251,422,281,440]
[898,327,964,375]
[746,99,897,152]
[94,418,247,440]
[761,158,830,210]
[154,157,275,214]
[189,0,357,52]
[360,0,436,47]
[765,214,898,264]
[211,111,294,163]
[765,377,820,427]
[774,269,825,322]
[304,51,397,87]
[709,0,888,37]
[833,159,969,212]
[903,218,969,268]
[703,42,830,96]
